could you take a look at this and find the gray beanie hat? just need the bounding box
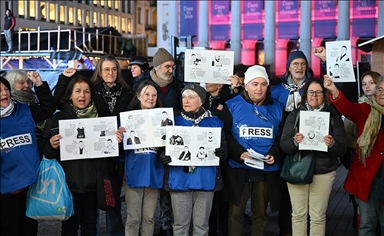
[153,48,174,67]
[181,84,206,102]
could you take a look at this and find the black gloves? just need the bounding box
[215,147,227,160]
[159,152,172,165]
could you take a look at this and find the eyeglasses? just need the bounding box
[307,90,324,96]
[376,88,384,95]
[102,68,118,74]
[292,62,307,68]
[252,106,268,121]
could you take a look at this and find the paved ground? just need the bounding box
[37,167,357,236]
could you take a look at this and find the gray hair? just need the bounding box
[376,75,384,86]
[4,70,29,87]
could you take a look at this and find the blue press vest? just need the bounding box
[167,116,223,191]
[225,95,284,171]
[0,104,40,194]
[125,148,164,189]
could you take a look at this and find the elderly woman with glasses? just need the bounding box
[324,74,384,235]
[280,79,347,236]
[219,65,285,235]
[53,55,134,236]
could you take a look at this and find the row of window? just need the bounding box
[17,1,150,34]
[73,0,132,13]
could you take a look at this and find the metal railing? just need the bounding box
[1,26,147,56]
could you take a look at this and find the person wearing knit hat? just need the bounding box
[219,66,285,235]
[244,65,269,86]
[159,82,228,236]
[153,48,175,68]
[131,47,184,112]
[131,47,184,236]
[181,84,206,104]
[272,50,313,113]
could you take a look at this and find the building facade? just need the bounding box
[1,0,157,47]
[157,0,384,78]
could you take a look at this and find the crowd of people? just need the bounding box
[0,46,383,236]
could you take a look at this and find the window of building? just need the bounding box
[93,0,98,6]
[114,16,118,29]
[77,8,82,26]
[100,0,105,7]
[40,2,46,21]
[127,0,132,14]
[138,7,142,24]
[127,18,131,33]
[49,3,55,22]
[107,0,112,9]
[60,5,65,23]
[108,14,112,26]
[146,9,149,25]
[29,1,36,19]
[121,18,126,33]
[18,1,25,17]
[93,12,98,26]
[86,10,90,27]
[101,13,105,26]
[69,7,74,25]
[121,1,125,13]
[85,0,90,4]
[114,1,119,10]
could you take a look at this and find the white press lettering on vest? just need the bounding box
[0,133,32,150]
[240,127,273,138]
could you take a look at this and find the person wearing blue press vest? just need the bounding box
[115,80,165,236]
[0,74,55,236]
[219,65,285,236]
[160,84,228,236]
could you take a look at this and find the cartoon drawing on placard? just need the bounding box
[127,130,141,145]
[178,146,191,161]
[74,141,87,155]
[160,111,174,127]
[169,129,184,145]
[212,55,222,67]
[336,45,350,62]
[196,146,208,161]
[101,139,116,154]
[76,123,86,139]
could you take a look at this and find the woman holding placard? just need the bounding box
[280,79,346,236]
[41,75,102,235]
[159,84,228,236]
[115,80,165,236]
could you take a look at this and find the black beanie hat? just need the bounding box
[286,51,308,70]
[181,84,206,102]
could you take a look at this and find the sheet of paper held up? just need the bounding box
[244,148,269,170]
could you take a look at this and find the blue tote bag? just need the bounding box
[26,157,74,221]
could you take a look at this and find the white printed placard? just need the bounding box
[184,49,234,84]
[119,108,174,150]
[165,126,221,166]
[325,40,355,83]
[59,117,118,161]
[298,111,330,152]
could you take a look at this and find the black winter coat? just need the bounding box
[41,104,103,193]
